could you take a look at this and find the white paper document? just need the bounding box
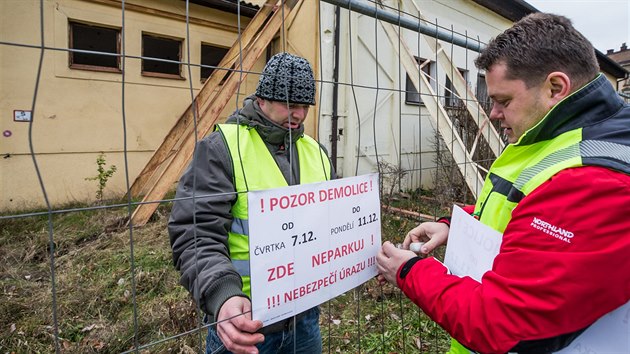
[444,205,502,282]
[444,205,630,353]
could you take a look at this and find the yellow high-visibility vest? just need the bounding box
[449,83,630,353]
[216,123,331,296]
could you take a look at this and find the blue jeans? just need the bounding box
[206,307,322,354]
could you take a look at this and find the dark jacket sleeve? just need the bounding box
[168,133,246,322]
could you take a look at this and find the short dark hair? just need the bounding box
[474,13,599,89]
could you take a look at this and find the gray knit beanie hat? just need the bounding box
[255,52,316,105]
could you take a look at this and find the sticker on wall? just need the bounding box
[14,110,32,122]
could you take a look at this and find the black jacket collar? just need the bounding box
[519,75,625,146]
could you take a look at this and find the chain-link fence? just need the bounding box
[1,0,627,353]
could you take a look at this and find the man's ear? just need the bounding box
[546,72,571,104]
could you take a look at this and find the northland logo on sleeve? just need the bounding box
[530,217,574,243]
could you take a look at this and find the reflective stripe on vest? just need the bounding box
[449,130,630,353]
[473,128,582,231]
[231,217,249,236]
[217,123,331,297]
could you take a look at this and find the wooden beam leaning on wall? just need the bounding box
[380,21,486,196]
[129,0,300,227]
[128,0,278,199]
[404,0,504,157]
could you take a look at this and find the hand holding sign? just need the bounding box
[248,174,381,326]
[216,297,264,353]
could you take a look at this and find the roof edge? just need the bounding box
[187,0,259,18]
[470,0,628,79]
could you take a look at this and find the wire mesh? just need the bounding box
[6,0,614,353]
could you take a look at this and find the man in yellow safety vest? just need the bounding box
[377,12,630,354]
[169,52,334,354]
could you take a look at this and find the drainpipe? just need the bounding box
[320,0,484,52]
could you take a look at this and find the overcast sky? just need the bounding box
[526,0,630,53]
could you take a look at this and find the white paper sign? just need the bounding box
[248,174,381,326]
[444,205,630,353]
[444,205,502,282]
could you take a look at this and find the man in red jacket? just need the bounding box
[377,12,630,354]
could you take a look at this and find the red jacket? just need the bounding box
[398,166,630,353]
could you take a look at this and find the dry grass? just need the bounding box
[1,197,451,353]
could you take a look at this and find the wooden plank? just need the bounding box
[130,0,300,226]
[405,0,504,157]
[383,205,436,222]
[128,0,278,198]
[381,21,485,196]
[425,39,504,157]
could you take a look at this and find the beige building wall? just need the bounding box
[0,0,319,211]
[270,0,321,139]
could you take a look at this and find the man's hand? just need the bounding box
[376,241,417,286]
[216,296,264,354]
[402,221,449,255]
